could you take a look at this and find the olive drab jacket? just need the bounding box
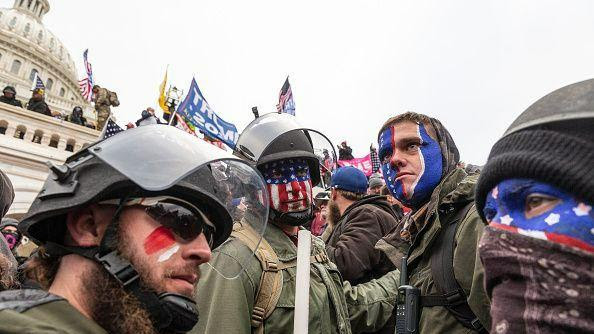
[376,169,492,333]
[0,289,107,333]
[193,215,400,334]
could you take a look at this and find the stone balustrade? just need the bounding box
[0,101,99,152]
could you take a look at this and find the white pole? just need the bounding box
[293,229,311,334]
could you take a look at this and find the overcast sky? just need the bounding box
[6,0,594,164]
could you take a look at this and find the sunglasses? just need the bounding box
[144,201,215,247]
[101,197,215,247]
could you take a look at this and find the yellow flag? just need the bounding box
[158,68,169,114]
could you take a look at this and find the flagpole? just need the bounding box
[31,72,38,91]
[167,105,177,126]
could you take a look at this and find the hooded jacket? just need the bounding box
[375,116,491,333]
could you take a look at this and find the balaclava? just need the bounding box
[260,158,313,214]
[476,79,594,334]
[378,114,460,209]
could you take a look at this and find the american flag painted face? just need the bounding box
[378,123,442,208]
[484,179,594,253]
[261,159,313,213]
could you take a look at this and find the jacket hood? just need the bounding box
[427,117,460,179]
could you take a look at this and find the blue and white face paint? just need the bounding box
[483,178,594,253]
[378,122,443,208]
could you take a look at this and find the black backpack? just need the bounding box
[419,202,488,333]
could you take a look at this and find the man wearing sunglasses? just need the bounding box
[0,125,261,334]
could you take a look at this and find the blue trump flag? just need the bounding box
[176,78,239,148]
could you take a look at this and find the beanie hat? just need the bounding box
[331,166,368,194]
[476,79,594,221]
[368,176,384,189]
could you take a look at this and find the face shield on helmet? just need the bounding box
[76,125,270,280]
[235,112,337,188]
[234,113,336,226]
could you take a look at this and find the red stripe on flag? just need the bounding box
[278,183,289,212]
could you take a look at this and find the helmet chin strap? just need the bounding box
[269,205,314,226]
[46,197,199,333]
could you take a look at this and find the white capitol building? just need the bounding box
[0,0,99,218]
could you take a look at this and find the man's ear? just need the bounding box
[331,189,338,201]
[65,206,103,247]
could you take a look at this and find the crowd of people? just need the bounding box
[0,84,124,131]
[0,78,592,334]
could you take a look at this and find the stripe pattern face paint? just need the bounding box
[261,159,313,213]
[144,226,176,255]
[484,179,594,253]
[378,123,442,208]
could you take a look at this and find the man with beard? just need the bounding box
[26,89,52,117]
[194,113,399,334]
[374,112,491,333]
[475,79,594,333]
[0,125,261,334]
[324,166,400,332]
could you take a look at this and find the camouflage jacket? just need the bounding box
[376,168,492,333]
[93,88,110,108]
[193,217,399,334]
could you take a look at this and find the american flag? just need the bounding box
[31,73,45,91]
[276,76,295,115]
[101,119,124,139]
[261,159,312,212]
[78,49,94,101]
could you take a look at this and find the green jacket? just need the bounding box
[376,169,491,333]
[193,218,399,334]
[0,289,107,333]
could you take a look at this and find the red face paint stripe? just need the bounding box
[278,183,289,212]
[392,125,408,199]
[144,226,176,255]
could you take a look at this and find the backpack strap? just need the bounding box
[231,223,332,333]
[420,202,487,333]
[232,223,283,334]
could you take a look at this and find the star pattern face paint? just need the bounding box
[144,226,177,255]
[378,123,442,208]
[483,178,594,253]
[261,158,313,213]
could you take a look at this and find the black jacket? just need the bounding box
[26,99,51,116]
[0,96,23,108]
[338,146,354,160]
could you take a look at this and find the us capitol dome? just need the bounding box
[0,0,99,218]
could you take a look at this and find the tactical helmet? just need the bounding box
[20,125,270,332]
[2,86,16,95]
[235,113,335,186]
[234,113,336,225]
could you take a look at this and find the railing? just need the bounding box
[0,101,99,153]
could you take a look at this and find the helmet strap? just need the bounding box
[46,196,199,333]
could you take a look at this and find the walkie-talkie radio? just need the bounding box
[395,256,420,334]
